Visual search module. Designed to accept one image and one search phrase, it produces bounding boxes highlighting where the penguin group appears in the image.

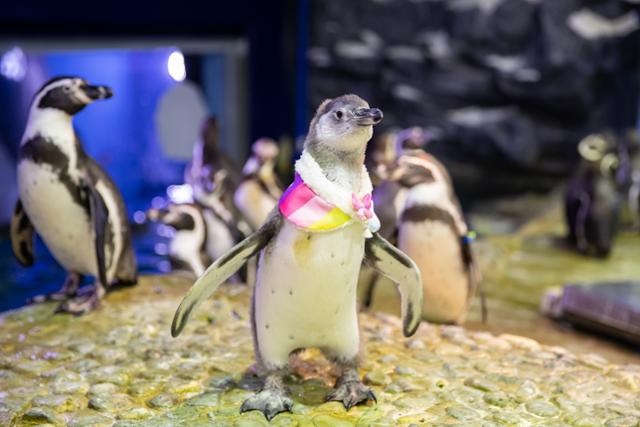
[564,129,640,258]
[147,120,282,278]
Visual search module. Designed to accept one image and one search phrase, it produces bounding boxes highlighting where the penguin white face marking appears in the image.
[310,94,383,153]
[32,77,113,116]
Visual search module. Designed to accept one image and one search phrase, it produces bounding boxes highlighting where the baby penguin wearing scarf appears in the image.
[171,94,423,420]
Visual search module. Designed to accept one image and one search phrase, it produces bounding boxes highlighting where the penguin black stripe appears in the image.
[19,135,90,218]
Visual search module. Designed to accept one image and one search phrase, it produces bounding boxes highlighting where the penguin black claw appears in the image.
[326,380,376,410]
[240,389,294,421]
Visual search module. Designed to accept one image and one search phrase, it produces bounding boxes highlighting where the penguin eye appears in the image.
[63,86,71,92]
[334,110,344,120]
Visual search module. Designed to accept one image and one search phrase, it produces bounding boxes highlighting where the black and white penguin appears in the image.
[11,76,137,313]
[565,134,622,257]
[185,116,240,211]
[171,95,423,420]
[366,128,483,324]
[234,138,283,231]
[147,203,209,277]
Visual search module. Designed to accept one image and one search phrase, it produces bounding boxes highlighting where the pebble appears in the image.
[525,398,560,417]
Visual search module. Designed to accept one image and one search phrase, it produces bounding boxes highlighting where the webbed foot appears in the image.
[29,272,82,304]
[56,283,104,315]
[240,389,293,421]
[326,379,376,410]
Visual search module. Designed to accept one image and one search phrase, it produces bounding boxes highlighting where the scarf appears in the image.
[279,150,380,236]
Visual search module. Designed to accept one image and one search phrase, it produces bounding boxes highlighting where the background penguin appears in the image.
[234,138,283,231]
[366,128,483,324]
[616,129,640,230]
[565,134,622,257]
[185,116,240,213]
[147,203,209,277]
[10,76,137,313]
[171,95,422,421]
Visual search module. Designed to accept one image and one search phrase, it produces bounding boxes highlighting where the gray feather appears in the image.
[10,199,35,267]
[364,232,423,337]
[171,213,281,337]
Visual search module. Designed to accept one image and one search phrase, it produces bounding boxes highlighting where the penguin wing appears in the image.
[364,232,423,337]
[86,157,137,284]
[171,212,281,337]
[82,179,109,287]
[10,199,36,267]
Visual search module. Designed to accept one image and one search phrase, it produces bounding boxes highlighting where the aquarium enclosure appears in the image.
[0,1,639,426]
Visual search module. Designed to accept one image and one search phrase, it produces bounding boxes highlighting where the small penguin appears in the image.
[367,128,483,324]
[234,138,283,231]
[185,116,240,211]
[565,134,622,257]
[147,203,209,276]
[11,77,137,313]
[617,129,640,230]
[171,95,422,420]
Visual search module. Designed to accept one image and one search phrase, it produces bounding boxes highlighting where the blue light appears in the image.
[1,47,27,82]
[167,50,186,82]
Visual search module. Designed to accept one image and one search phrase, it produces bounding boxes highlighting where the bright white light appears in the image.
[167,184,193,204]
[167,50,186,82]
[1,47,27,82]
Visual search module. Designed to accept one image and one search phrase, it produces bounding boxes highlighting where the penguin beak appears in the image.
[354,108,383,126]
[83,85,113,101]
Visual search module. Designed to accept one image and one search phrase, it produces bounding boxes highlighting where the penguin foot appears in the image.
[326,380,377,410]
[240,390,293,421]
[28,272,82,304]
[56,284,104,315]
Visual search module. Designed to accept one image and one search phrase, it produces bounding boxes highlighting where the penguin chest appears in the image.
[17,160,97,275]
[203,210,234,260]
[399,220,469,323]
[169,231,206,276]
[234,180,277,230]
[254,221,364,360]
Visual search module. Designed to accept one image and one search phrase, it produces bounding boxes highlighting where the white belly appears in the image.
[399,221,470,324]
[203,210,235,261]
[234,181,277,230]
[17,161,97,275]
[254,221,365,367]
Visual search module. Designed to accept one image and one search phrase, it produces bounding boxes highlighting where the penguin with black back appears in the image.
[11,77,137,313]
[565,134,622,257]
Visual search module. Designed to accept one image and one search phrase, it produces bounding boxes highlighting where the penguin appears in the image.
[185,116,240,213]
[616,129,640,230]
[171,95,423,420]
[10,76,137,313]
[565,134,622,257]
[234,138,283,231]
[365,128,483,324]
[147,203,209,277]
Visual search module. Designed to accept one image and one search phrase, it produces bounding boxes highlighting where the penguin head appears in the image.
[307,94,383,153]
[34,77,113,115]
[147,204,199,231]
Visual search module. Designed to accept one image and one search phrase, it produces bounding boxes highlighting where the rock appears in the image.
[52,371,90,394]
[89,393,134,412]
[68,412,114,427]
[464,377,499,392]
[147,393,178,408]
[604,416,639,427]
[21,407,62,424]
[525,398,560,417]
[117,407,154,420]
[32,394,80,412]
[483,391,510,407]
[364,370,391,386]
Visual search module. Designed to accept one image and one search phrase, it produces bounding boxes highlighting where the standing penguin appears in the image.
[11,77,137,313]
[171,95,422,420]
[147,203,209,277]
[565,134,622,257]
[234,138,283,231]
[366,128,483,324]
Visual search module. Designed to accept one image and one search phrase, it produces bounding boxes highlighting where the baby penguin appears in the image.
[369,127,483,324]
[171,95,422,420]
[565,134,622,257]
[234,138,283,231]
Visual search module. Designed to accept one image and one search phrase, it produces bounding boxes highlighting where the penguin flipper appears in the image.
[84,182,109,287]
[10,199,35,267]
[171,213,281,337]
[364,232,422,337]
